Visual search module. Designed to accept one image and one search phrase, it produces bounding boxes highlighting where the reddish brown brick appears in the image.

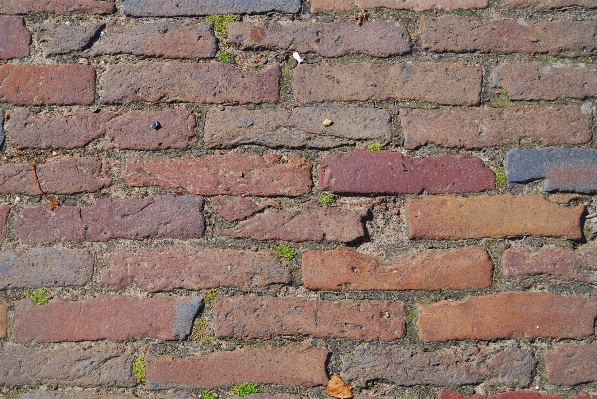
[123,154,312,197]
[22,394,140,399]
[14,205,85,244]
[211,196,264,222]
[0,345,135,387]
[0,157,111,195]
[219,203,368,242]
[311,0,487,11]
[0,204,8,243]
[14,295,202,343]
[545,344,597,385]
[146,347,329,389]
[302,246,493,291]
[293,63,482,105]
[0,17,30,59]
[438,389,597,399]
[422,17,597,56]
[40,24,102,56]
[401,105,593,149]
[228,21,410,57]
[83,195,204,241]
[215,296,405,341]
[407,194,584,240]
[495,62,597,100]
[0,299,6,339]
[503,0,597,9]
[0,65,95,105]
[101,62,280,104]
[319,150,494,194]
[0,0,115,14]
[103,247,292,291]
[417,292,597,341]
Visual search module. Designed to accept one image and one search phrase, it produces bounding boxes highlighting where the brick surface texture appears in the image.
[0,0,115,14]
[438,390,597,399]
[311,0,488,11]
[0,17,30,60]
[0,299,6,339]
[545,344,597,385]
[123,0,302,16]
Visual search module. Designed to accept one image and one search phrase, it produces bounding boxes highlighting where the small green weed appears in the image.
[206,289,218,302]
[132,357,146,384]
[495,169,508,185]
[271,244,296,261]
[219,51,233,64]
[26,288,49,305]
[319,192,335,206]
[233,383,259,397]
[365,143,385,151]
[202,390,218,399]
[207,14,238,36]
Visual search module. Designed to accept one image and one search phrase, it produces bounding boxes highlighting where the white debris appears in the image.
[293,51,303,64]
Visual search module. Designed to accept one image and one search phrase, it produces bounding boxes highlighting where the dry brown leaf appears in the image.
[327,375,353,399]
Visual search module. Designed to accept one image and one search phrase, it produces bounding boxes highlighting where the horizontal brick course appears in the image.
[0,0,115,14]
[438,390,597,399]
[0,17,30,59]
[123,0,302,16]
[311,0,488,11]
[14,205,85,244]
[503,0,597,8]
[545,344,597,385]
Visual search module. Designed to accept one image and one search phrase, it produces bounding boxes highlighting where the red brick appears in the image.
[103,247,292,291]
[20,394,138,399]
[146,347,329,389]
[0,299,6,339]
[14,295,202,343]
[211,196,263,222]
[123,154,312,197]
[228,21,410,57]
[14,205,85,245]
[0,345,134,387]
[83,195,204,241]
[417,291,597,341]
[422,17,597,56]
[319,150,494,194]
[219,203,368,242]
[545,344,597,385]
[302,246,493,291]
[401,105,593,149]
[0,65,95,106]
[0,204,8,243]
[0,157,110,195]
[101,62,280,104]
[215,296,405,341]
[0,17,30,59]
[438,389,597,399]
[503,0,597,8]
[293,63,482,105]
[495,62,597,100]
[0,0,115,14]
[40,24,102,56]
[311,0,487,11]
[407,194,584,240]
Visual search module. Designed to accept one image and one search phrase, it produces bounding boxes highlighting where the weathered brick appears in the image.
[438,389,597,399]
[103,247,291,291]
[14,205,85,244]
[0,299,6,339]
[123,0,301,16]
[123,154,312,196]
[23,394,214,399]
[422,17,597,56]
[302,246,493,291]
[0,157,111,195]
[101,62,280,104]
[503,0,597,9]
[0,0,115,14]
[401,105,593,149]
[507,148,597,193]
[215,296,405,341]
[146,347,329,389]
[211,196,264,222]
[319,150,494,194]
[40,24,102,56]
[293,63,482,105]
[204,106,392,149]
[311,0,487,11]
[407,194,584,240]
[0,17,30,59]
[0,345,135,387]
[0,248,93,289]
[14,295,203,342]
[495,62,597,100]
[0,65,95,106]
[545,344,597,385]
[219,203,368,242]
[417,292,597,341]
[342,343,535,387]
[0,204,8,243]
[228,21,410,57]
[83,195,204,241]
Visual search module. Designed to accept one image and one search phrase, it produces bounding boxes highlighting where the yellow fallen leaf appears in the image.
[327,375,353,399]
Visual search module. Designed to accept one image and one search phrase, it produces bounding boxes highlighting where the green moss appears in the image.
[271,244,297,260]
[202,390,218,399]
[207,14,238,36]
[26,288,49,305]
[219,51,233,64]
[495,169,508,185]
[233,383,260,397]
[365,143,386,151]
[132,357,146,384]
[206,289,218,302]
[319,192,335,206]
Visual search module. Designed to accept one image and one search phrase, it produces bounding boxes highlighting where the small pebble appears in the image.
[151,121,161,130]
[323,119,333,127]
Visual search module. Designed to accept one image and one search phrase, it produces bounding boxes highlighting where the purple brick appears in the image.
[14,205,85,244]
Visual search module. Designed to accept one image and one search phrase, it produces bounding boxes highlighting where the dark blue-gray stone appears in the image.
[123,0,301,16]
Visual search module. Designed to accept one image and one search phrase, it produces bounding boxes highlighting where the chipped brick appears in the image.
[40,24,102,55]
[123,0,302,16]
[211,196,263,222]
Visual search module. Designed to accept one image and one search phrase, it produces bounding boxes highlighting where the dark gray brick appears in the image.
[123,0,301,16]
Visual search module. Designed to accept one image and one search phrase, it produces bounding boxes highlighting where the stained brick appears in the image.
[311,0,488,11]
[101,62,280,104]
[219,203,368,242]
[228,21,410,57]
[0,204,8,243]
[422,17,597,56]
[545,344,597,385]
[24,394,215,399]
[0,248,93,290]
[123,0,302,16]
[204,106,392,149]
[83,195,204,241]
[103,248,292,291]
[401,105,593,149]
[14,205,85,245]
[0,65,95,106]
[406,194,584,240]
[123,154,312,196]
[0,157,111,195]
[215,296,405,341]
[211,196,263,222]
[0,17,30,59]
[495,62,597,100]
[0,345,135,387]
[507,148,597,193]
[503,0,597,8]
[417,292,597,341]
[0,299,6,339]
[0,0,115,14]
[146,347,329,389]
[14,295,203,342]
[302,246,493,291]
[342,343,535,387]
[293,63,482,105]
[319,150,494,194]
[438,389,597,399]
[40,24,102,56]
